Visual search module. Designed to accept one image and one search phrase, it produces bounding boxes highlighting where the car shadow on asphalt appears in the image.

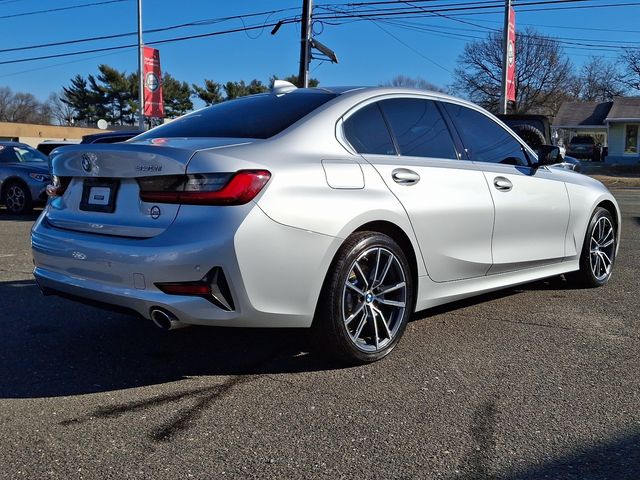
[0,279,347,399]
[0,208,42,222]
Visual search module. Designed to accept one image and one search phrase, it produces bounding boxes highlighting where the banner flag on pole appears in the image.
[143,46,164,118]
[507,7,516,102]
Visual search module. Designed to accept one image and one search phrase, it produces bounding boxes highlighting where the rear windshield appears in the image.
[136,92,337,140]
[571,136,594,144]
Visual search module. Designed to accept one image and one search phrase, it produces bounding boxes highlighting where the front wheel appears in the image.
[568,207,616,287]
[313,232,415,364]
[3,182,32,214]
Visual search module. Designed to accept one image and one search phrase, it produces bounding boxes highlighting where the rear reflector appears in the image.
[155,267,235,311]
[138,170,270,205]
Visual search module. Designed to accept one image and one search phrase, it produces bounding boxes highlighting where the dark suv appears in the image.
[567,136,603,162]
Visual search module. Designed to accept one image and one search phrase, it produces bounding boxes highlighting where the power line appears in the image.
[0,7,299,54]
[0,0,129,20]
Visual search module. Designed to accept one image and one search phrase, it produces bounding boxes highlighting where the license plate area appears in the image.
[80,178,120,213]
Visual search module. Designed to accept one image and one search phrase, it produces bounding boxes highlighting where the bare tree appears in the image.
[622,49,640,92]
[453,27,574,115]
[382,75,446,92]
[0,87,51,124]
[574,57,626,101]
[47,92,76,126]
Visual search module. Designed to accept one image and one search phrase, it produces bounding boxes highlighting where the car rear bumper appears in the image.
[31,204,340,328]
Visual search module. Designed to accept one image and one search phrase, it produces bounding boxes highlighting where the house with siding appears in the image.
[553,97,640,164]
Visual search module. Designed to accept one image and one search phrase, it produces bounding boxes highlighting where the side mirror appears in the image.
[535,145,561,168]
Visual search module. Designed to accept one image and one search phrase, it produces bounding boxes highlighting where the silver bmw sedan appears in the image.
[31,83,621,363]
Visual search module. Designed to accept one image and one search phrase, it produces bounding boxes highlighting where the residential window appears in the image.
[625,125,638,154]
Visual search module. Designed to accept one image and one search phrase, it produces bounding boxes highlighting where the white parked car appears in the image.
[32,84,620,363]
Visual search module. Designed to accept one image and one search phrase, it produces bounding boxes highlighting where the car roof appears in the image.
[0,141,33,148]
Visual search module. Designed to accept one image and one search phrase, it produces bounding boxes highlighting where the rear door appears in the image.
[443,103,570,274]
[344,97,494,282]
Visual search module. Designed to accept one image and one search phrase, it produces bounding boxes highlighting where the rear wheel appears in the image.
[568,207,616,287]
[2,182,32,214]
[313,232,415,364]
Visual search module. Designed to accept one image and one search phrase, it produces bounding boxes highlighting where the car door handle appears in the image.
[493,176,513,192]
[392,168,420,185]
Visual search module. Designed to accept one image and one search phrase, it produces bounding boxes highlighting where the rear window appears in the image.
[571,136,595,145]
[137,92,337,140]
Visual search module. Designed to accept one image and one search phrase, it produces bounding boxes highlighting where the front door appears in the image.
[443,103,570,274]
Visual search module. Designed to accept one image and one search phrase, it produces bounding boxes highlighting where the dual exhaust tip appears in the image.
[149,307,189,331]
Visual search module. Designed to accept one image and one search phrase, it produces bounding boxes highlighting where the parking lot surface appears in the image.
[0,188,638,479]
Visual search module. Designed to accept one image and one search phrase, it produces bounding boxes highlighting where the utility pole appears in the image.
[500,0,511,115]
[298,0,313,88]
[137,0,145,130]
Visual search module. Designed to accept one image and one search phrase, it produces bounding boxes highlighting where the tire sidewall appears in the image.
[324,232,415,364]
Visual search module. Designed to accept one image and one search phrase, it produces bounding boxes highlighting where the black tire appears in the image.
[2,181,32,214]
[511,124,546,151]
[312,231,415,364]
[567,207,616,288]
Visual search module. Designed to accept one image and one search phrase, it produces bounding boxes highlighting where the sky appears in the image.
[0,0,638,107]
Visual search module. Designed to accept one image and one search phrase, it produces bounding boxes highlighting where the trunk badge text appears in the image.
[136,164,163,172]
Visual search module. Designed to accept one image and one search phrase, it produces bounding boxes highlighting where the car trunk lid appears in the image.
[46,138,253,238]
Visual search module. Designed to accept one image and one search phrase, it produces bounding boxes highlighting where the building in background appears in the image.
[553,97,640,164]
[0,122,105,148]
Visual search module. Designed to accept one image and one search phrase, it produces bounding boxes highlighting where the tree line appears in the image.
[1,26,639,126]
[453,27,640,115]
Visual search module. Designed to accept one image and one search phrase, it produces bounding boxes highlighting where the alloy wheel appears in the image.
[589,216,615,282]
[6,185,26,213]
[342,247,407,352]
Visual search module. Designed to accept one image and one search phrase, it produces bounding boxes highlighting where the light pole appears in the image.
[137,0,145,130]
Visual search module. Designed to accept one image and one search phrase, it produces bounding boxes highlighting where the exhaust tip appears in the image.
[149,307,188,331]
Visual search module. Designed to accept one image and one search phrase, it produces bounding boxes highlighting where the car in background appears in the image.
[81,130,143,144]
[496,114,581,172]
[567,135,603,162]
[37,141,78,156]
[32,85,620,364]
[0,142,50,214]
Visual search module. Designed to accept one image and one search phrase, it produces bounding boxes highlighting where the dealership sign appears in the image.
[143,46,164,118]
[507,6,516,102]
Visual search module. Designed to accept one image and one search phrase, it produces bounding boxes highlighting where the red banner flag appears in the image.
[143,46,164,118]
[506,7,516,102]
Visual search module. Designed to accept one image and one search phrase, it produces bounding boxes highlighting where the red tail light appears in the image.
[138,170,271,205]
[46,176,71,198]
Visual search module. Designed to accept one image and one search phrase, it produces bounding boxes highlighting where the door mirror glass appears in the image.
[536,145,561,167]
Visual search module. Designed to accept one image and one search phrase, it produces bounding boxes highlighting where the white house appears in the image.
[553,97,640,164]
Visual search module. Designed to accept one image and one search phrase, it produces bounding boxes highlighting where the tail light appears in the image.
[138,170,270,205]
[46,176,71,198]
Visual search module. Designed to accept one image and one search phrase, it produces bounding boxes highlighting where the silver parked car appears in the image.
[1,142,50,214]
[31,84,621,363]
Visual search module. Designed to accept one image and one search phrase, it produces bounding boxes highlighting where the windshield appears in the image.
[136,91,338,140]
[0,145,48,163]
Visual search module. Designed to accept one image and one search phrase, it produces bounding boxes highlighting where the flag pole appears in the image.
[500,0,511,115]
[137,0,145,130]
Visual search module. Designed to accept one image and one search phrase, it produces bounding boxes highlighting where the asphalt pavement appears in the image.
[0,189,638,479]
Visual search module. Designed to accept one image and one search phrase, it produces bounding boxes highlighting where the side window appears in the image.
[343,103,396,155]
[0,146,19,163]
[445,104,530,166]
[379,98,458,159]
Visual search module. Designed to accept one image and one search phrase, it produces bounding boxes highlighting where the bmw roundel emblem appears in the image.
[150,206,161,220]
[81,153,97,173]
